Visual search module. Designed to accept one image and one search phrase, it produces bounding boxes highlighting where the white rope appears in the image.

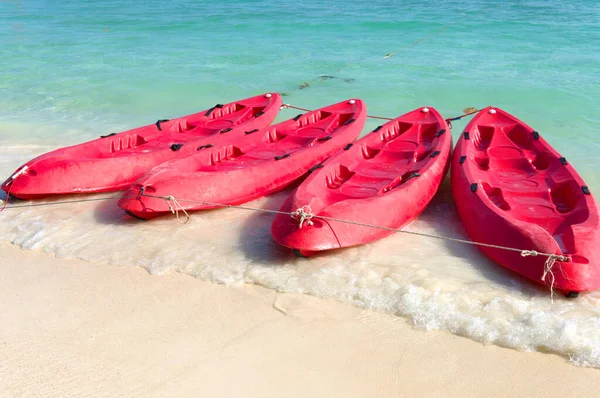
[542,256,557,302]
[280,103,393,120]
[521,251,569,302]
[3,187,571,299]
[291,205,314,228]
[0,195,122,209]
[140,192,570,266]
[165,195,190,224]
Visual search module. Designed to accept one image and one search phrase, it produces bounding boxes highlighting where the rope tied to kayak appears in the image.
[10,189,567,276]
[1,189,571,299]
[291,205,314,228]
[135,187,190,223]
[165,195,190,224]
[291,208,570,263]
[281,103,481,125]
[0,166,29,213]
[0,184,12,212]
[521,251,570,302]
[280,104,393,121]
[445,108,479,129]
[285,205,570,300]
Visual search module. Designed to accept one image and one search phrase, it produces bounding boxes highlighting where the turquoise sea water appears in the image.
[2,0,600,366]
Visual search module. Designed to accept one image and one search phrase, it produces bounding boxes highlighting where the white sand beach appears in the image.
[2,241,599,397]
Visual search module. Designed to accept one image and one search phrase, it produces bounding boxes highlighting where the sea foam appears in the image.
[2,145,600,368]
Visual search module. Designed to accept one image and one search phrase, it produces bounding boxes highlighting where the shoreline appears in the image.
[1,241,599,397]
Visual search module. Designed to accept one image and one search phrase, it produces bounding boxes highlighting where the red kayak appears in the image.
[118,99,367,219]
[271,106,452,256]
[2,93,282,200]
[452,106,600,295]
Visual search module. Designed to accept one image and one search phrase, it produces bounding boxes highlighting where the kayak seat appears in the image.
[414,145,434,162]
[203,104,253,129]
[204,118,236,130]
[361,145,380,160]
[473,125,495,150]
[377,147,414,164]
[326,164,355,190]
[209,145,243,165]
[380,121,412,142]
[173,119,195,133]
[504,124,533,150]
[355,163,403,180]
[531,151,555,170]
[485,144,535,176]
[268,128,288,143]
[482,182,511,211]
[550,180,586,214]
[474,157,490,171]
[209,102,245,119]
[380,170,421,193]
[385,139,418,153]
[417,122,440,146]
[108,134,147,153]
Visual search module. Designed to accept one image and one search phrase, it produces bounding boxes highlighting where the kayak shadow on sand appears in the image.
[93,196,143,225]
[427,179,553,298]
[237,190,297,265]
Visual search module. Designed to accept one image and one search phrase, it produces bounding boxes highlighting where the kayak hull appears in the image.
[451,106,600,293]
[118,99,367,219]
[271,106,452,253]
[2,93,282,199]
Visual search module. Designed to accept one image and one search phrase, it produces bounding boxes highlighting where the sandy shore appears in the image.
[1,241,599,397]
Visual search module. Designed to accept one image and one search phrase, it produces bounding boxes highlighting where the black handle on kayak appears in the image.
[308,163,324,173]
[156,119,170,131]
[403,172,421,183]
[205,104,223,117]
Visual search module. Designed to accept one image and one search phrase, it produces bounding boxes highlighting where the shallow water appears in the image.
[2,0,600,367]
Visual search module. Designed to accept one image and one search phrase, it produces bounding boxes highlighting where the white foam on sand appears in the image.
[2,145,600,369]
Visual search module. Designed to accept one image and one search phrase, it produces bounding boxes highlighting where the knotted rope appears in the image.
[1,184,573,299]
[290,206,571,299]
[165,195,190,224]
[291,205,314,228]
[445,108,479,129]
[521,251,569,302]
